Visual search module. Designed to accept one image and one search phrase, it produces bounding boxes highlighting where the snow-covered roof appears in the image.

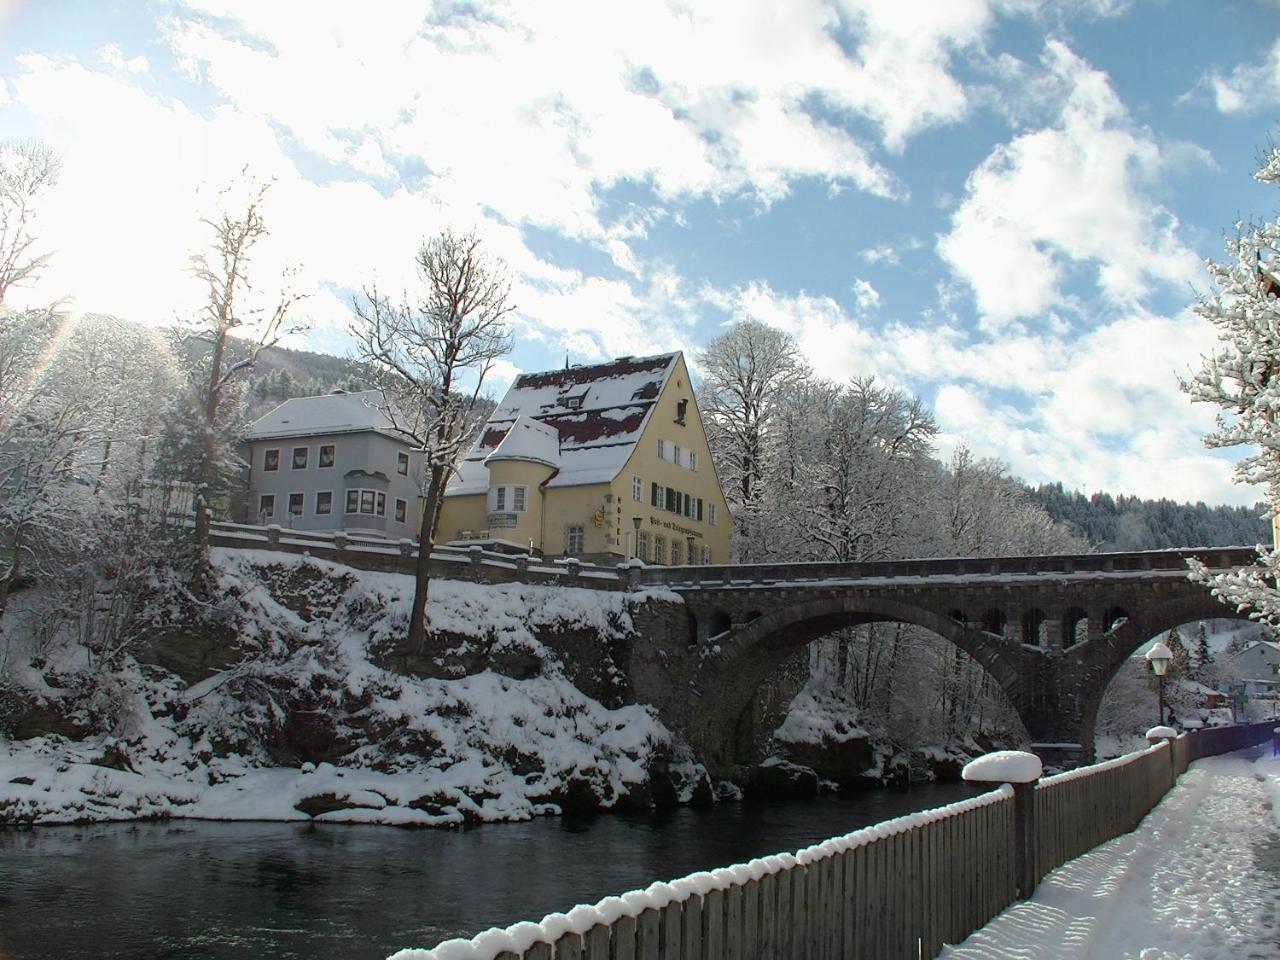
[447,353,679,495]
[243,390,413,443]
[484,416,561,469]
[1232,640,1280,659]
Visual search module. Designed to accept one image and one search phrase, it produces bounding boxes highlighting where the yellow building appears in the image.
[438,352,731,565]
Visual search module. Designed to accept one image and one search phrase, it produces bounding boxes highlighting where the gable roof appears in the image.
[447,352,680,496]
[243,390,413,443]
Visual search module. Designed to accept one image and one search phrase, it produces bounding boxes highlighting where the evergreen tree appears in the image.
[1195,621,1213,673]
[1166,627,1190,679]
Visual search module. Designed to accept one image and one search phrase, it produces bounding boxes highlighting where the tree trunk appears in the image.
[407,461,447,653]
[0,533,17,620]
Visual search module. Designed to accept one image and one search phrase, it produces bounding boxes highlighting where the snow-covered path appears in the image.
[942,748,1280,960]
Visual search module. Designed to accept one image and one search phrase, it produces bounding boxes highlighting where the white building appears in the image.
[240,390,423,537]
[1228,639,1280,681]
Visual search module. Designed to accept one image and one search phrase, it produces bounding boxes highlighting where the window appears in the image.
[637,532,650,563]
[346,488,386,516]
[494,486,507,511]
[670,540,682,566]
[673,444,683,467]
[709,503,718,526]
[683,493,692,518]
[292,446,308,470]
[676,398,688,425]
[397,451,409,476]
[263,448,280,472]
[632,476,643,503]
[258,494,275,520]
[288,492,305,516]
[566,525,585,556]
[316,491,333,516]
[702,545,712,564]
[653,537,666,564]
[512,486,527,512]
[318,444,335,468]
[651,482,660,507]
[657,438,666,461]
[664,487,676,512]
[395,498,407,523]
[689,452,697,472]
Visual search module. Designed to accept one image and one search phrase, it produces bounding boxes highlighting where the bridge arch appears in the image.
[1069,594,1257,759]
[690,594,1028,772]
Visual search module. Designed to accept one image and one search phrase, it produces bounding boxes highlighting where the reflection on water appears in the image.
[0,782,981,960]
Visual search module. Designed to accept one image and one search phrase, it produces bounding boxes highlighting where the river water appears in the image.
[0,782,979,960]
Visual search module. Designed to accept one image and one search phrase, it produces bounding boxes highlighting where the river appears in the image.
[0,781,980,960]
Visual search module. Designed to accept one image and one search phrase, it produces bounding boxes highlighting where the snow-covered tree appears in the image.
[696,319,809,561]
[0,139,59,304]
[1194,621,1214,673]
[1183,141,1280,621]
[350,229,514,655]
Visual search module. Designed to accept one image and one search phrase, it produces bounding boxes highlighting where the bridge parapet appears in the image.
[638,546,1261,589]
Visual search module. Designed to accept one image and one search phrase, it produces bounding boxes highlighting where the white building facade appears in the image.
[241,390,423,537]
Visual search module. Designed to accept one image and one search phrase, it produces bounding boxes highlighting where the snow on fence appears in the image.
[390,721,1276,960]
[206,521,633,590]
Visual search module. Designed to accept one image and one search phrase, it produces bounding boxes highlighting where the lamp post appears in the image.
[1145,640,1172,726]
[632,516,643,561]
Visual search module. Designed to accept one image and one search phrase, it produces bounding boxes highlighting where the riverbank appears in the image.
[1,549,696,826]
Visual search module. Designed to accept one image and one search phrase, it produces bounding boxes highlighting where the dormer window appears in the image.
[560,391,586,410]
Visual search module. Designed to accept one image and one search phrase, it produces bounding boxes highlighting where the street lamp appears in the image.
[1145,640,1172,726]
[632,516,643,561]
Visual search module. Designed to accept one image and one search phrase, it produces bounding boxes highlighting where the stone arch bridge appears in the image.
[627,547,1258,771]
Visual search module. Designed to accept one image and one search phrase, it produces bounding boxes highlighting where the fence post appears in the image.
[962,750,1043,900]
[1145,725,1178,791]
[266,523,281,546]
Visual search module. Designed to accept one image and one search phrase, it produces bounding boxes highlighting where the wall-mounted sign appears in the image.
[649,516,702,539]
[487,512,518,529]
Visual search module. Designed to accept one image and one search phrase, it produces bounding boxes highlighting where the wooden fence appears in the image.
[392,721,1276,960]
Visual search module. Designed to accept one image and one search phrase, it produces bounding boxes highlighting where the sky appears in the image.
[1,1,1279,507]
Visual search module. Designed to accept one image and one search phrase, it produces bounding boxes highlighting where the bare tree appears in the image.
[351,229,514,654]
[184,176,305,576]
[0,140,60,305]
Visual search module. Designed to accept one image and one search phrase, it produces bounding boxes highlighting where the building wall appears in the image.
[245,431,422,537]
[1232,643,1280,680]
[611,355,732,565]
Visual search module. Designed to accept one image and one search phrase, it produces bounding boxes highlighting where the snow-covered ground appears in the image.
[942,746,1280,960]
[0,549,699,826]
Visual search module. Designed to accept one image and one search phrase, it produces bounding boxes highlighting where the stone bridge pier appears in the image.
[627,547,1255,777]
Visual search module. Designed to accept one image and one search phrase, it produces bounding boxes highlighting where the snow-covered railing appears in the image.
[207,521,629,590]
[388,721,1276,960]
[637,545,1260,589]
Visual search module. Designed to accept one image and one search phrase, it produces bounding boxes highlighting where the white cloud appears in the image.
[1200,38,1280,113]
[97,43,149,75]
[938,41,1204,328]
[852,277,881,311]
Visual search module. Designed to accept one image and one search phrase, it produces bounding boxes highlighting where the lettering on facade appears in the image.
[648,516,702,539]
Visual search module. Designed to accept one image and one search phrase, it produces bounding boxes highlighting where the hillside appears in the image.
[1026,483,1269,551]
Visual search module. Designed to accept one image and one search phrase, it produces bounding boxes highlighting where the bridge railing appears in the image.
[633,545,1260,587]
[390,721,1275,960]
